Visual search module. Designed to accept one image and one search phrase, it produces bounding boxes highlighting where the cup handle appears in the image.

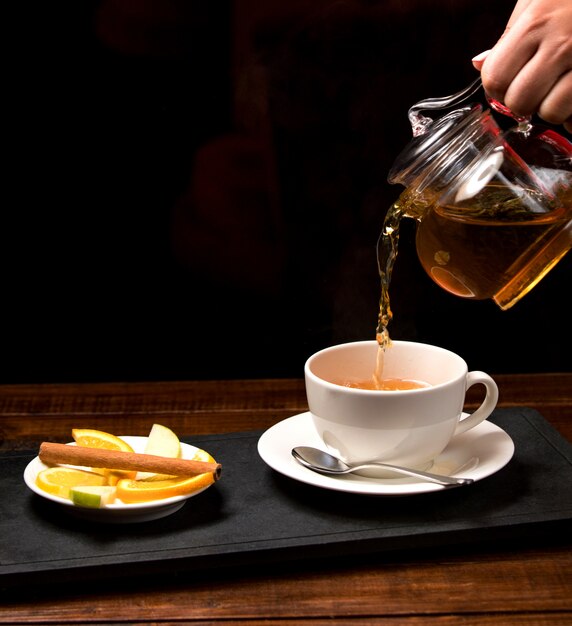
[454,371,499,436]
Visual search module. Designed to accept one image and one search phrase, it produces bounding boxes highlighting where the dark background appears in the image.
[3,0,570,383]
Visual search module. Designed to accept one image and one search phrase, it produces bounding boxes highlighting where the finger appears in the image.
[504,0,535,27]
[502,37,572,118]
[478,0,542,102]
[479,0,534,76]
[480,33,536,103]
[537,70,572,126]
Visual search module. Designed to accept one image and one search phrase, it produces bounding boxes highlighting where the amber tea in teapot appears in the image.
[376,78,571,354]
[414,181,570,303]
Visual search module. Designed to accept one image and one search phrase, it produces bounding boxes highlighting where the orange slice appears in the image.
[71,428,137,480]
[115,448,217,503]
[71,428,134,452]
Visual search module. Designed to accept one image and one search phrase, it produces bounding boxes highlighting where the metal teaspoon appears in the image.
[291,446,474,487]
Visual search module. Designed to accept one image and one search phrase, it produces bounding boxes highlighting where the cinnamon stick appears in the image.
[39,442,222,481]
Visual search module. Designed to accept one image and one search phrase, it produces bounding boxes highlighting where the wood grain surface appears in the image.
[1,373,571,624]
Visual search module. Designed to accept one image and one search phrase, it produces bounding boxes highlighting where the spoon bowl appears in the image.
[291,446,474,487]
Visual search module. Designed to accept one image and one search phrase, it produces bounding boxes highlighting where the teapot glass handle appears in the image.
[408,77,483,137]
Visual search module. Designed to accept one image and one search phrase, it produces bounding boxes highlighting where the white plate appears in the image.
[24,436,215,523]
[257,412,515,496]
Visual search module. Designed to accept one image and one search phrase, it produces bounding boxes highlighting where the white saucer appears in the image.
[24,437,215,523]
[257,412,515,496]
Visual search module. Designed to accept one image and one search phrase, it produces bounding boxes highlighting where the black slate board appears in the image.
[1,407,571,590]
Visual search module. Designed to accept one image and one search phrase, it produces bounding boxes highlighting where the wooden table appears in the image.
[1,373,571,625]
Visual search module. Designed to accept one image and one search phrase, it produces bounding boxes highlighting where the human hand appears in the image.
[472,0,572,134]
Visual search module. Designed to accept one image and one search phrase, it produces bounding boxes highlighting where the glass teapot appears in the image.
[387,78,572,310]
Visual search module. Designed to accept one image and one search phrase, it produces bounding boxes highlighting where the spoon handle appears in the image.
[353,462,474,486]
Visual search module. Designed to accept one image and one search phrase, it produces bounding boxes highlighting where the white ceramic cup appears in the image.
[304,340,498,474]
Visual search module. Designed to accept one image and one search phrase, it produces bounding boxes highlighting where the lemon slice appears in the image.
[36,467,108,499]
[116,448,217,503]
[72,428,134,452]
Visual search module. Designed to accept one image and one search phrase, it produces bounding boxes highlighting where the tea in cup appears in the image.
[304,340,498,475]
